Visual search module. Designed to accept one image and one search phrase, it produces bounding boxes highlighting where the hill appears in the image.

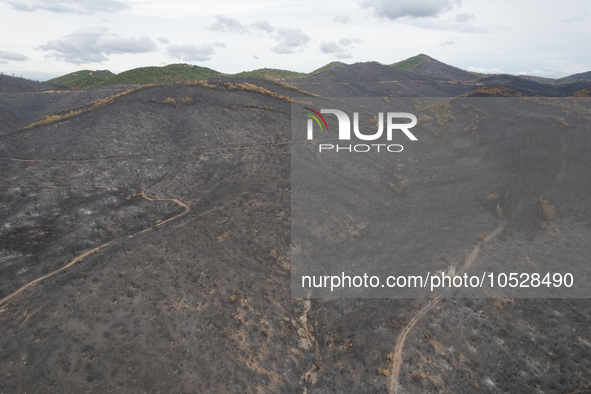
[565,70,591,81]
[391,54,479,81]
[1,80,590,393]
[47,61,351,90]
[48,70,115,89]
[291,61,475,97]
[309,61,347,75]
[91,64,222,86]
[2,61,591,394]
[390,53,431,70]
[228,68,306,80]
[0,74,59,93]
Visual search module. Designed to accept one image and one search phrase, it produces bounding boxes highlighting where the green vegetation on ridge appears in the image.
[49,70,115,89]
[310,61,347,75]
[89,64,221,86]
[48,61,349,89]
[229,68,306,80]
[390,54,431,70]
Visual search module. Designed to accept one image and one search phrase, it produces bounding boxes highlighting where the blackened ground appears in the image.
[0,78,590,394]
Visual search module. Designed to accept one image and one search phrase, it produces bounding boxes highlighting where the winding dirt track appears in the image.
[388,223,506,394]
[0,188,190,307]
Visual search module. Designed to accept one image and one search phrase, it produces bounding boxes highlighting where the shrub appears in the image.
[539,197,556,220]
[377,367,390,376]
[486,193,499,203]
[496,204,503,219]
[161,97,177,106]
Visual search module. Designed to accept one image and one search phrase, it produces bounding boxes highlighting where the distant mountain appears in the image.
[290,61,474,97]
[301,61,440,83]
[565,70,591,81]
[0,74,59,93]
[391,54,479,82]
[517,71,591,86]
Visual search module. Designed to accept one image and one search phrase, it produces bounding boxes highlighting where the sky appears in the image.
[0,0,590,81]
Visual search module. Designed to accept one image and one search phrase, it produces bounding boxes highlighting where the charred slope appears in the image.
[0,86,134,134]
[477,74,591,96]
[408,55,479,82]
[563,70,591,82]
[0,81,591,393]
[0,74,61,94]
[290,61,475,97]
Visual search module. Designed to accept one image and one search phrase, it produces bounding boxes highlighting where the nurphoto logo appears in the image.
[303,107,418,153]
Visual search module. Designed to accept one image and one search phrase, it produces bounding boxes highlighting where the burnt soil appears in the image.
[1,73,591,393]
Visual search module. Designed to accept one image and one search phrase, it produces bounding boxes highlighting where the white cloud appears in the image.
[8,0,128,14]
[252,20,275,33]
[270,27,310,54]
[440,40,455,46]
[212,42,226,48]
[208,15,248,34]
[455,12,474,23]
[0,50,29,61]
[319,41,352,59]
[361,0,462,20]
[166,44,215,61]
[339,38,362,47]
[157,37,170,44]
[333,14,350,24]
[7,2,36,12]
[38,27,157,64]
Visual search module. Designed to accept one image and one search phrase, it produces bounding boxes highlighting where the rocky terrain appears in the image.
[1,58,591,393]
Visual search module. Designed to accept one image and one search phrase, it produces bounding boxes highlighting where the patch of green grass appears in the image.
[390,54,431,70]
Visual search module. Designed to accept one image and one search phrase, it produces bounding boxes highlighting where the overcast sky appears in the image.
[1,0,590,81]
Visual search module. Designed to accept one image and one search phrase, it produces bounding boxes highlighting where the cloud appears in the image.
[157,37,170,44]
[252,54,260,59]
[455,12,474,23]
[339,38,362,47]
[212,42,226,48]
[361,0,461,20]
[319,41,352,59]
[7,2,36,12]
[333,14,350,24]
[270,27,310,54]
[408,17,490,33]
[8,0,128,14]
[562,15,587,23]
[166,44,215,61]
[440,40,455,46]
[0,50,30,61]
[208,15,248,34]
[467,67,502,74]
[252,20,275,33]
[37,27,157,64]
[0,60,8,64]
